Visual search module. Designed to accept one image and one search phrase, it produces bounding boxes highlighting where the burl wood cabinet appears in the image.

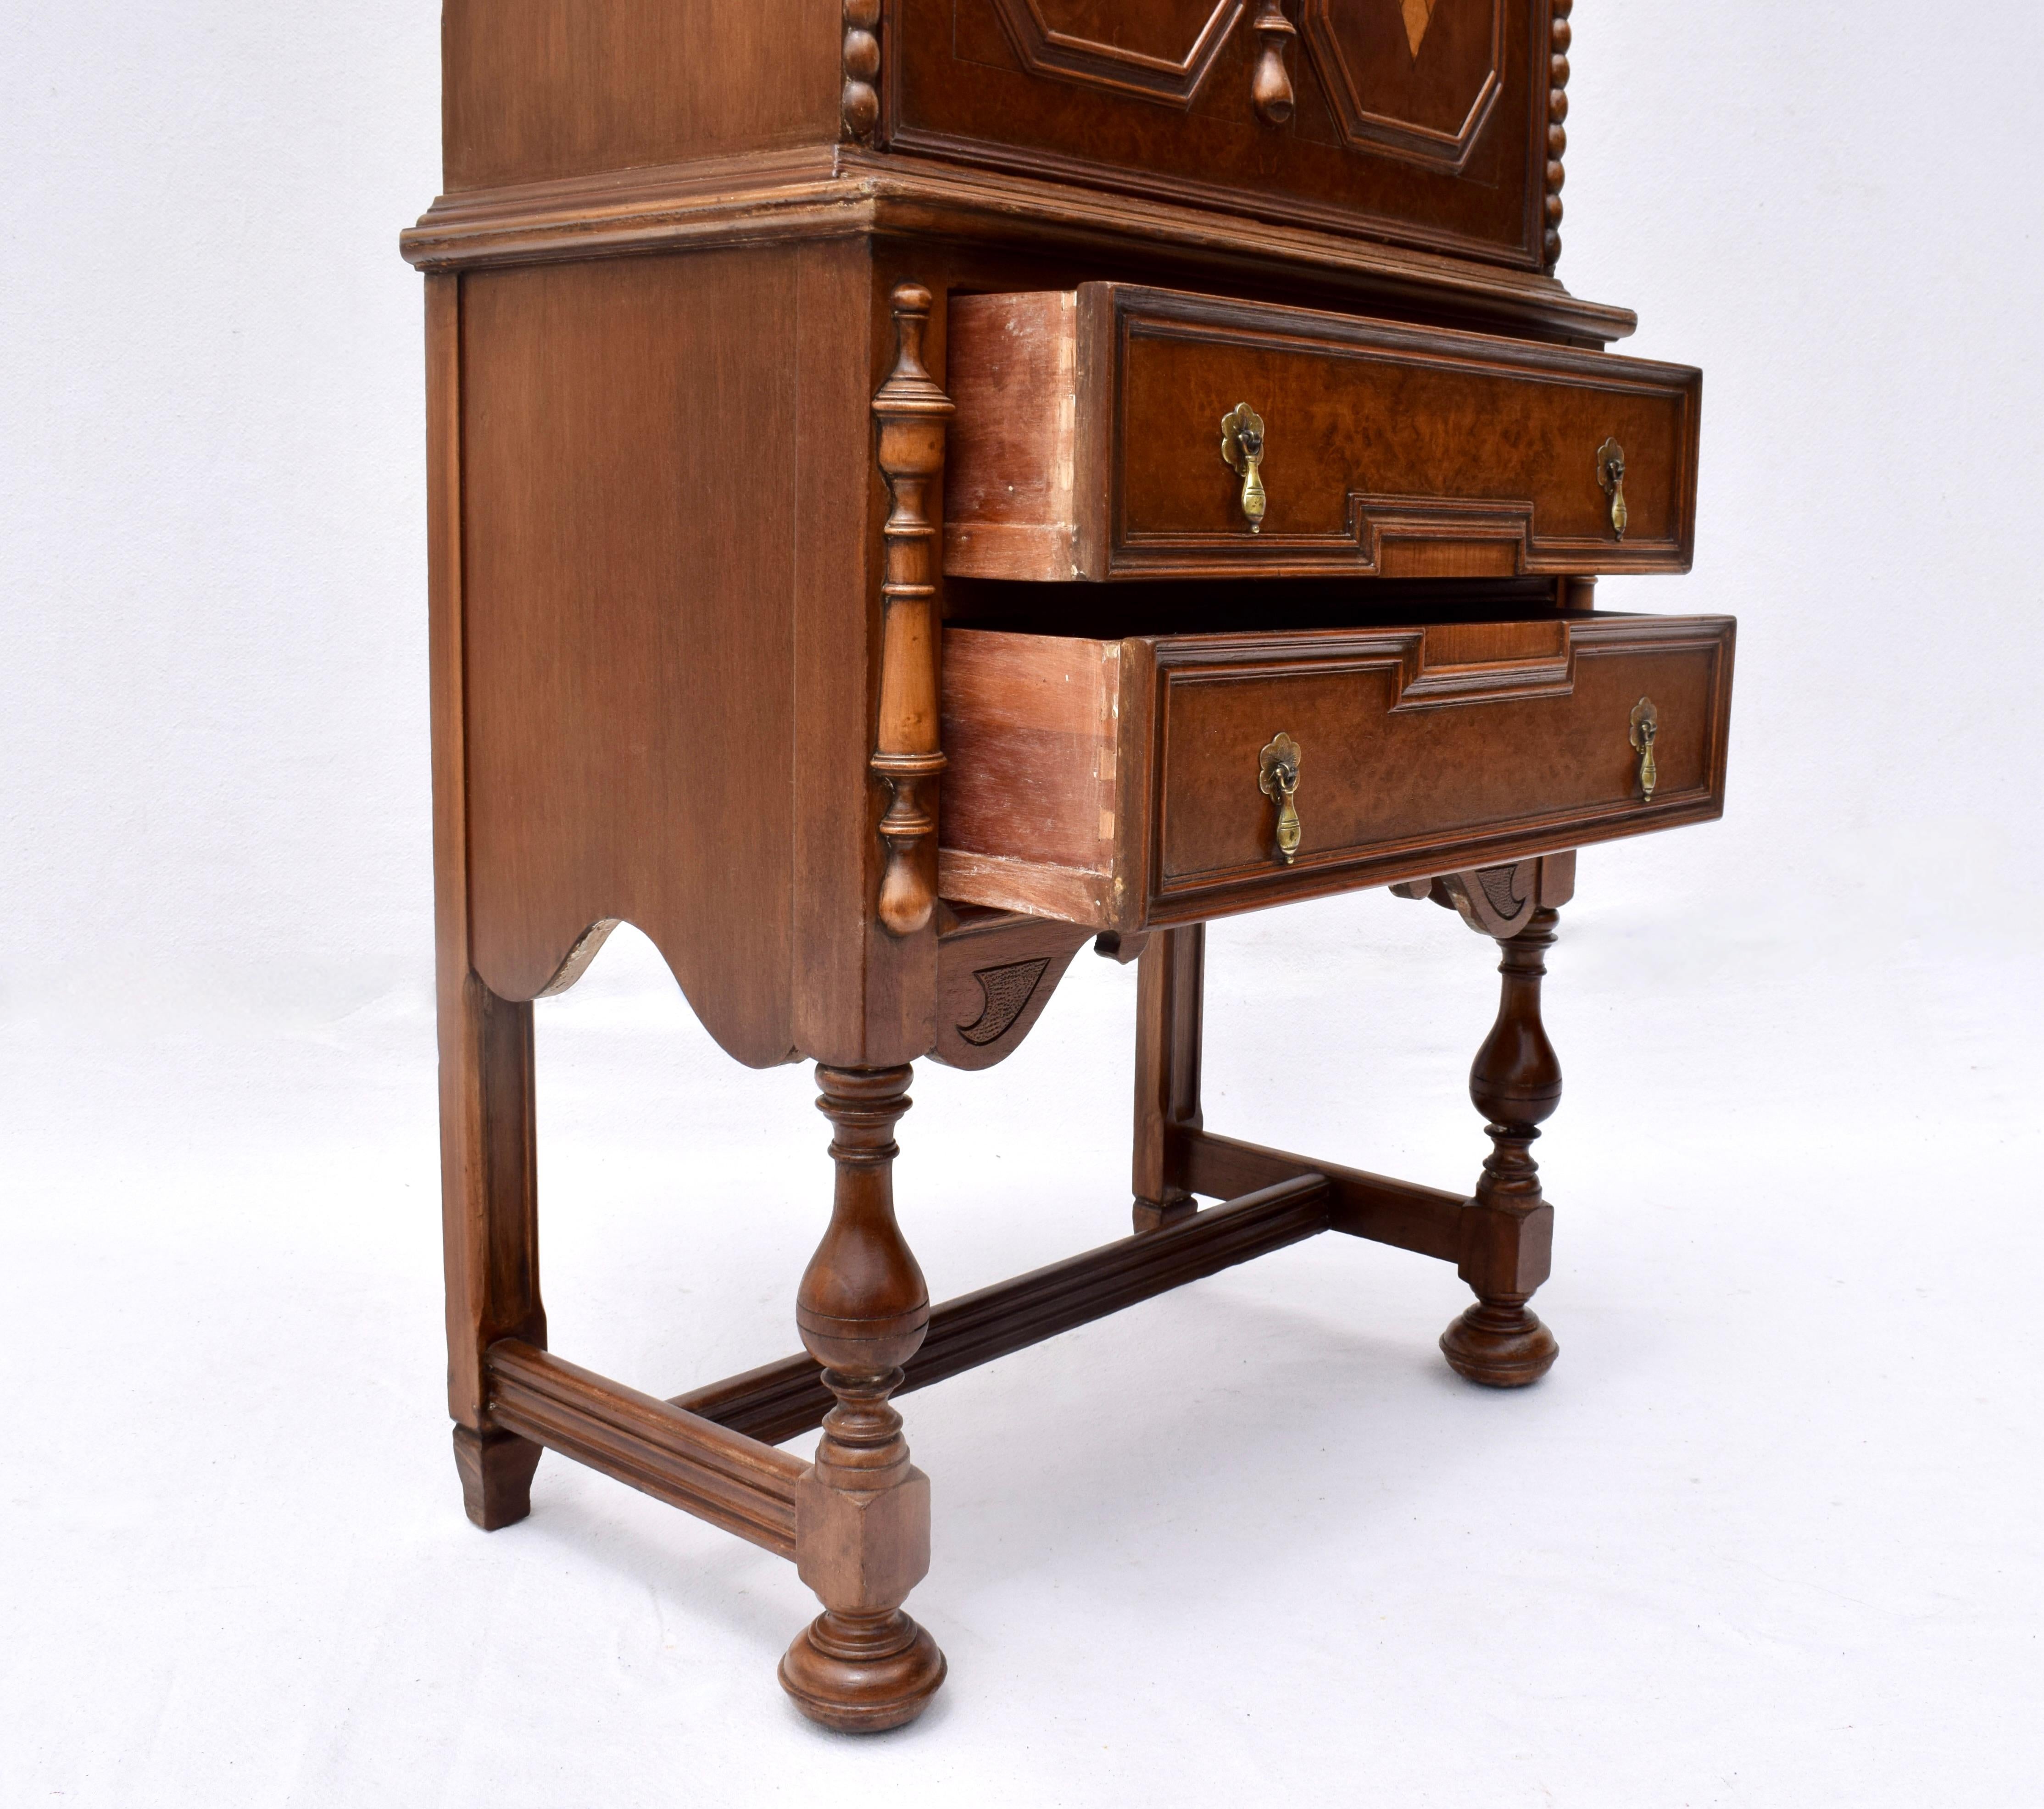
[403,0,1727,1731]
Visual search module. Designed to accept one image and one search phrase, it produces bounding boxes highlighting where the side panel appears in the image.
[442,0,841,192]
[457,250,809,1066]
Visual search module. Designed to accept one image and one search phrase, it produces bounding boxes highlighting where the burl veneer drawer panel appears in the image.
[939,614,1734,931]
[945,285,1700,582]
[890,0,1553,268]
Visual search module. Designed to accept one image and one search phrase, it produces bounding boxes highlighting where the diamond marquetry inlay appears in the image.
[1401,0,1438,57]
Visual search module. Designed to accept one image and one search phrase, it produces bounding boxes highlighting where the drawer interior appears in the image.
[942,573,1577,638]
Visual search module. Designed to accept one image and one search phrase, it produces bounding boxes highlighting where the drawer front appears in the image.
[945,285,1700,582]
[939,615,1733,931]
[887,0,1554,268]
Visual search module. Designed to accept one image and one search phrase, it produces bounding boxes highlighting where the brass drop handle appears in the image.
[1629,696,1659,802]
[1221,403,1269,534]
[1259,732,1303,865]
[1596,437,1629,540]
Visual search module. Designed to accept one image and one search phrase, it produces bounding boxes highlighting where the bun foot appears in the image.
[779,1609,947,1733]
[1440,1301,1559,1388]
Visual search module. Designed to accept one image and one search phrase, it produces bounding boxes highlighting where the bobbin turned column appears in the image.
[1441,900,1565,1387]
[780,1064,947,1732]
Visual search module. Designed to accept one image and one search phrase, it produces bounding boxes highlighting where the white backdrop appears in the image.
[4,5,2039,1805]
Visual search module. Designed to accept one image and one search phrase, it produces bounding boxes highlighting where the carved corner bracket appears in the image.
[872,283,954,938]
[1391,851,1576,940]
[930,910,1092,1071]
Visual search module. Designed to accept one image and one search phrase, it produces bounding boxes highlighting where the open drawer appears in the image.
[943,284,1701,582]
[938,613,1734,931]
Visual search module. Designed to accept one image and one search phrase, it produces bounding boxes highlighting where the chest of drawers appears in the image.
[405,0,1727,1731]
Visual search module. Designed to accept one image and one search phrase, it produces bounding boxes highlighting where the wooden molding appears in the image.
[1390,616,1576,708]
[1298,0,1504,171]
[486,1341,803,1556]
[988,0,1245,107]
[397,146,1637,348]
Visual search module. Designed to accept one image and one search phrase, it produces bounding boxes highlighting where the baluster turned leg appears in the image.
[1131,924,1206,1232]
[1441,902,1565,1387]
[780,1064,947,1731]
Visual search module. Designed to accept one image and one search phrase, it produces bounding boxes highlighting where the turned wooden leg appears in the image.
[1441,900,1564,1387]
[439,970,548,1526]
[780,1064,947,1733]
[1132,924,1205,1232]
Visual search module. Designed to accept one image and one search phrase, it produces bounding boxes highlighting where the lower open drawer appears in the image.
[937,612,1735,932]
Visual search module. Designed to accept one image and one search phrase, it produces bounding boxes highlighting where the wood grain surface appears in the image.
[945,284,1700,579]
[940,613,1734,930]
[890,0,1551,267]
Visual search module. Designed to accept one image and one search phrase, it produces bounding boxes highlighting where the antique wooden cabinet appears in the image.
[403,0,1726,1731]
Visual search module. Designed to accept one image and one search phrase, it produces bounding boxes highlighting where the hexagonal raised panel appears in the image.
[990,0,1247,107]
[1300,0,1504,169]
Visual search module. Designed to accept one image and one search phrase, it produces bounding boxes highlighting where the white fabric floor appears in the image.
[5,882,2035,1808]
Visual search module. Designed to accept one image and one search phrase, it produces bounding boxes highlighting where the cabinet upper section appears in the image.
[889,0,1564,269]
[440,0,1574,273]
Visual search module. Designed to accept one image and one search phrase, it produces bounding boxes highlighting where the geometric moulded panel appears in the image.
[1300,0,1504,168]
[989,0,1247,106]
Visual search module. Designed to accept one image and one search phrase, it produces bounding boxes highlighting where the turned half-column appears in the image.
[780,1064,947,1731]
[871,283,952,940]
